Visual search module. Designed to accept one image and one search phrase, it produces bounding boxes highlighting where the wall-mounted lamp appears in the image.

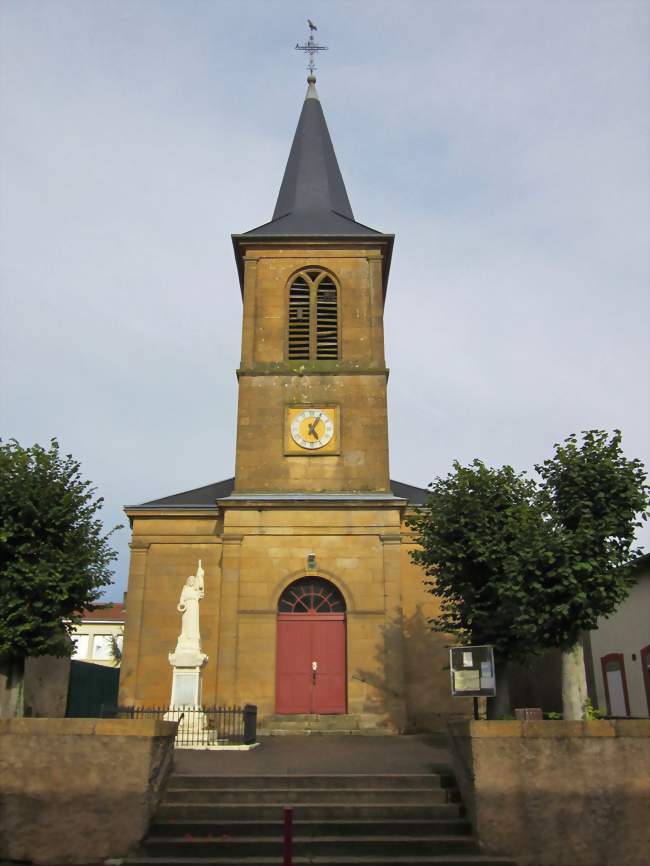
[307,552,317,570]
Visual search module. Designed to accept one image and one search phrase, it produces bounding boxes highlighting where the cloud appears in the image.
[1,0,648,598]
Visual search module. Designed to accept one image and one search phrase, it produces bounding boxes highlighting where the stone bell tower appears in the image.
[231,76,395,495]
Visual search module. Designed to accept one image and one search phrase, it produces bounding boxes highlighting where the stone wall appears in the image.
[447,719,650,866]
[0,717,177,865]
[119,514,223,707]
[24,655,71,717]
[400,527,474,730]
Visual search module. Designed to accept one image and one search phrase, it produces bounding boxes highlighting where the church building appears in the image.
[119,72,466,732]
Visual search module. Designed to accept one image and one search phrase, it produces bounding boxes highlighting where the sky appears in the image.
[1,0,648,601]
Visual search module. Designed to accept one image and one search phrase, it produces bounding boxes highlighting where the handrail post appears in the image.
[283,806,293,866]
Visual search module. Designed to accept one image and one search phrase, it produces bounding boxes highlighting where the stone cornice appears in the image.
[235,359,389,380]
[125,507,219,517]
[218,495,407,511]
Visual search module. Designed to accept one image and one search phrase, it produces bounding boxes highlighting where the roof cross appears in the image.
[295,20,328,79]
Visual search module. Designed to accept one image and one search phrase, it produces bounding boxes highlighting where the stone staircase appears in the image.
[126,771,516,865]
[258,713,394,735]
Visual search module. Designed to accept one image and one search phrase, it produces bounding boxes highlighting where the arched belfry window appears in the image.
[287,269,339,361]
[278,577,346,613]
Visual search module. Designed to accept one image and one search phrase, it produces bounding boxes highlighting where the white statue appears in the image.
[177,560,205,647]
[169,560,208,671]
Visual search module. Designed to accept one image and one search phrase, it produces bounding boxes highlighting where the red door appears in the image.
[276,613,346,714]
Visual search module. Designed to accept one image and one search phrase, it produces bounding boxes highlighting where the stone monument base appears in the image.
[162,706,260,750]
[163,705,211,747]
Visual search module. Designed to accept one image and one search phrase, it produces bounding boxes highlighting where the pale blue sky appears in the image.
[1,1,648,600]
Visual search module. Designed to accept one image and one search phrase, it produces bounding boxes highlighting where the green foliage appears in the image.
[409,430,649,662]
[108,629,124,666]
[582,698,606,720]
[547,707,609,720]
[0,438,122,660]
[534,430,648,648]
[408,460,557,662]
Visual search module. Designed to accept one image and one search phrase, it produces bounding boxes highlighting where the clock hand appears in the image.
[308,415,322,440]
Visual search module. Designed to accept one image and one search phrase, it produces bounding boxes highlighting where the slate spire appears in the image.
[243,77,380,236]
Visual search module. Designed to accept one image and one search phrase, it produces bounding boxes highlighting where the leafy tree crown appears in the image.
[534,429,649,646]
[409,430,648,659]
[0,438,122,659]
[408,460,555,661]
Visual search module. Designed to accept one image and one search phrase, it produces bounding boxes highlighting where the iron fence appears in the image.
[101,704,257,747]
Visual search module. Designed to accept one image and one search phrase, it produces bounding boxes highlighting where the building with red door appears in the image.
[118,73,467,732]
[586,553,650,718]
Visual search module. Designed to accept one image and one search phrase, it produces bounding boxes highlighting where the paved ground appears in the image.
[173,734,450,776]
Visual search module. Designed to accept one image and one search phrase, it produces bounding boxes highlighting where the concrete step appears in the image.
[156,802,464,821]
[260,714,361,727]
[128,858,516,865]
[258,714,394,735]
[126,766,515,866]
[260,728,395,736]
[163,787,449,805]
[149,818,472,837]
[167,773,447,790]
[141,835,479,857]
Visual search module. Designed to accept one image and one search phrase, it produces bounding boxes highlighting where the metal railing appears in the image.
[101,704,257,747]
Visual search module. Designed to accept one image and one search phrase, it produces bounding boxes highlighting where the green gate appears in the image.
[65,660,120,717]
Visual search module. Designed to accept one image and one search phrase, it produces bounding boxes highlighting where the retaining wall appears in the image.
[447,719,650,866]
[0,717,177,864]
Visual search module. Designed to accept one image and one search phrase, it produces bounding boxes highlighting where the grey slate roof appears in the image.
[130,477,429,509]
[131,478,236,508]
[241,81,383,238]
[389,480,431,505]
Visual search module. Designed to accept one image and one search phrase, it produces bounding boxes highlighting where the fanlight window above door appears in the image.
[278,577,346,613]
[288,269,339,361]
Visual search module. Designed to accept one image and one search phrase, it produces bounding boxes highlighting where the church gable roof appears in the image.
[128,477,429,509]
[389,479,430,505]
[131,478,235,508]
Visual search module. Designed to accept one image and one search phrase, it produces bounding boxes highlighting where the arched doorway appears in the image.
[275,577,347,714]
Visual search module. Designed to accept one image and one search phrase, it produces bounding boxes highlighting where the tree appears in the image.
[0,438,121,716]
[408,460,556,717]
[409,430,649,721]
[108,628,124,667]
[535,430,648,719]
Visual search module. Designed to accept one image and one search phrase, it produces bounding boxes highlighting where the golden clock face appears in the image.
[286,407,338,454]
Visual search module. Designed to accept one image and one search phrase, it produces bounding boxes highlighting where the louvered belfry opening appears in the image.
[288,275,311,360]
[287,269,339,361]
[316,274,338,359]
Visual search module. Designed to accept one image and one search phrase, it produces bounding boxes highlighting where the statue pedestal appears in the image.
[168,649,208,708]
[166,650,210,747]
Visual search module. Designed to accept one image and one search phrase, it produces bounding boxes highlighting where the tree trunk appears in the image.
[561,641,588,720]
[486,658,511,719]
[0,656,25,718]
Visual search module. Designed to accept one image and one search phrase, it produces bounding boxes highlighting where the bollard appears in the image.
[243,703,257,744]
[283,806,293,866]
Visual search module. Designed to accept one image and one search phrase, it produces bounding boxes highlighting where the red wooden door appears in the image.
[311,615,346,713]
[275,617,313,713]
[276,613,346,714]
